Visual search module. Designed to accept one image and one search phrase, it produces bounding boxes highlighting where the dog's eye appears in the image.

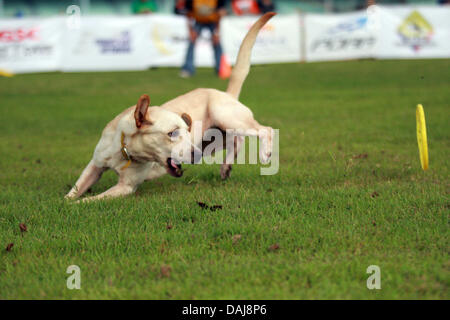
[168,129,179,138]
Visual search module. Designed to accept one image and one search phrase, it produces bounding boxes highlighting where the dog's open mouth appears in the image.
[166,158,183,177]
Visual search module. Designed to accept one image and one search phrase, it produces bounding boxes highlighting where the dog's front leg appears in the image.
[79,163,166,202]
[65,160,106,199]
[79,182,136,202]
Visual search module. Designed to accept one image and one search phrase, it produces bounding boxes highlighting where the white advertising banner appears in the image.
[0,17,65,73]
[305,11,377,62]
[62,16,150,72]
[0,7,448,74]
[146,14,214,67]
[375,5,450,59]
[221,14,301,64]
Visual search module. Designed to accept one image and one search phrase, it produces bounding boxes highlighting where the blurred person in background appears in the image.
[180,0,227,78]
[131,0,158,14]
[14,10,25,18]
[357,0,377,10]
[174,0,189,15]
[231,0,260,15]
[257,0,275,13]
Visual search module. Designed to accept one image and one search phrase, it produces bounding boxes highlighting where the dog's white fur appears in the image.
[66,12,276,201]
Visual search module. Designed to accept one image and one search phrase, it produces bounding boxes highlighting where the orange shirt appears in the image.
[191,0,221,23]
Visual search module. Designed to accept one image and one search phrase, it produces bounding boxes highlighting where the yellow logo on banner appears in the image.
[397,11,433,51]
[151,26,172,55]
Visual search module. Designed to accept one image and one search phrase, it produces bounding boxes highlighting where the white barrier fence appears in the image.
[0,5,448,74]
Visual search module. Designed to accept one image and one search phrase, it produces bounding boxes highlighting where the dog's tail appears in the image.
[226,12,276,100]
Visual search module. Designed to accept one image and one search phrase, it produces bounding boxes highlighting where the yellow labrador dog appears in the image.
[66,12,275,201]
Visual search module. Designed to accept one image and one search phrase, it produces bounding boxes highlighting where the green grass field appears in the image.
[0,60,448,299]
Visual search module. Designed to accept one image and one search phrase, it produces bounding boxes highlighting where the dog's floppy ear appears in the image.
[135,94,151,128]
[181,113,192,131]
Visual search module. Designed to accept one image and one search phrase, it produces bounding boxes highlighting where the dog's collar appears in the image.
[120,132,132,170]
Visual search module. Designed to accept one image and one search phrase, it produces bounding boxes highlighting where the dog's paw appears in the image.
[64,193,76,200]
[260,152,272,164]
[220,164,232,180]
[65,185,79,200]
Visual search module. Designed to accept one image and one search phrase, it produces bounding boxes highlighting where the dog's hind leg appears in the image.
[211,102,273,165]
[220,135,244,180]
[65,160,106,199]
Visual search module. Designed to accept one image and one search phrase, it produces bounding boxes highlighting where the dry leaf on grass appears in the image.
[19,223,27,232]
[210,205,223,211]
[160,265,171,278]
[197,202,223,211]
[197,202,208,209]
[352,153,368,159]
[268,243,280,252]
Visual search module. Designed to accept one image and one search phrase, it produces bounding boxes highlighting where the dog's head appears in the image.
[128,94,196,177]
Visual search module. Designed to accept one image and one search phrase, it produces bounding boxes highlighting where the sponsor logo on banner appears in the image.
[0,26,54,61]
[151,24,185,56]
[311,16,376,52]
[146,16,216,67]
[96,31,131,54]
[63,19,151,71]
[328,17,367,34]
[0,28,39,42]
[397,10,433,52]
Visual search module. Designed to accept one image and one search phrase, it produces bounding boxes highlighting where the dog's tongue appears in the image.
[170,159,178,169]
[167,158,182,177]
